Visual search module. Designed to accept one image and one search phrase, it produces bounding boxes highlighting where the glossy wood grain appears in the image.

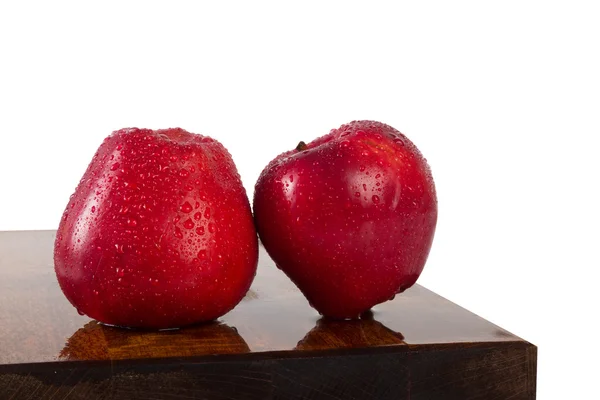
[0,230,536,399]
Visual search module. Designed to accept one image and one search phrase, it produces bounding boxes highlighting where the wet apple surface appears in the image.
[54,128,258,329]
[254,121,438,318]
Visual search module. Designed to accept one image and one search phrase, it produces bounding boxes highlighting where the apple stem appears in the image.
[296,141,308,151]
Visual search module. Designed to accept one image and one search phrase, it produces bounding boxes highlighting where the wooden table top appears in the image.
[0,230,520,366]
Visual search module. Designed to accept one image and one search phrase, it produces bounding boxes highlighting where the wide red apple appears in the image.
[55,128,258,329]
[254,120,437,319]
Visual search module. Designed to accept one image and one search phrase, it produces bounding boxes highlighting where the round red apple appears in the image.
[253,120,437,319]
[54,128,258,329]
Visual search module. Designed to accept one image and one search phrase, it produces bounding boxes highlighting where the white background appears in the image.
[1,1,599,398]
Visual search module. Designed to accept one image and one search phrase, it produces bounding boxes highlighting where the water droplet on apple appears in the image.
[91,206,96,213]
[77,309,85,316]
[289,175,294,182]
[354,192,361,197]
[363,184,367,191]
[179,168,190,178]
[204,208,211,219]
[198,250,207,259]
[359,165,366,172]
[180,201,193,213]
[394,138,404,146]
[174,227,183,239]
[183,218,195,229]
[127,218,137,227]
[208,223,215,233]
[194,212,201,220]
[110,162,120,171]
[372,195,380,204]
[196,226,205,235]
[340,140,350,148]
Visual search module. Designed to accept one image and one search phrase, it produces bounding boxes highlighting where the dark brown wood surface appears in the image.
[0,230,536,399]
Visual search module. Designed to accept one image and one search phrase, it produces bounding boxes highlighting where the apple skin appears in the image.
[54,128,258,329]
[253,120,437,319]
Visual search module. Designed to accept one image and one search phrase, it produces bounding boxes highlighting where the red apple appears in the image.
[253,120,437,319]
[54,128,258,329]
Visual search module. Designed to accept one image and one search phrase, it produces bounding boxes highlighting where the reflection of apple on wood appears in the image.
[254,121,437,319]
[296,311,405,351]
[60,320,250,361]
[54,128,258,329]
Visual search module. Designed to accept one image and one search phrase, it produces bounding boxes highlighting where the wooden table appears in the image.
[0,230,536,399]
